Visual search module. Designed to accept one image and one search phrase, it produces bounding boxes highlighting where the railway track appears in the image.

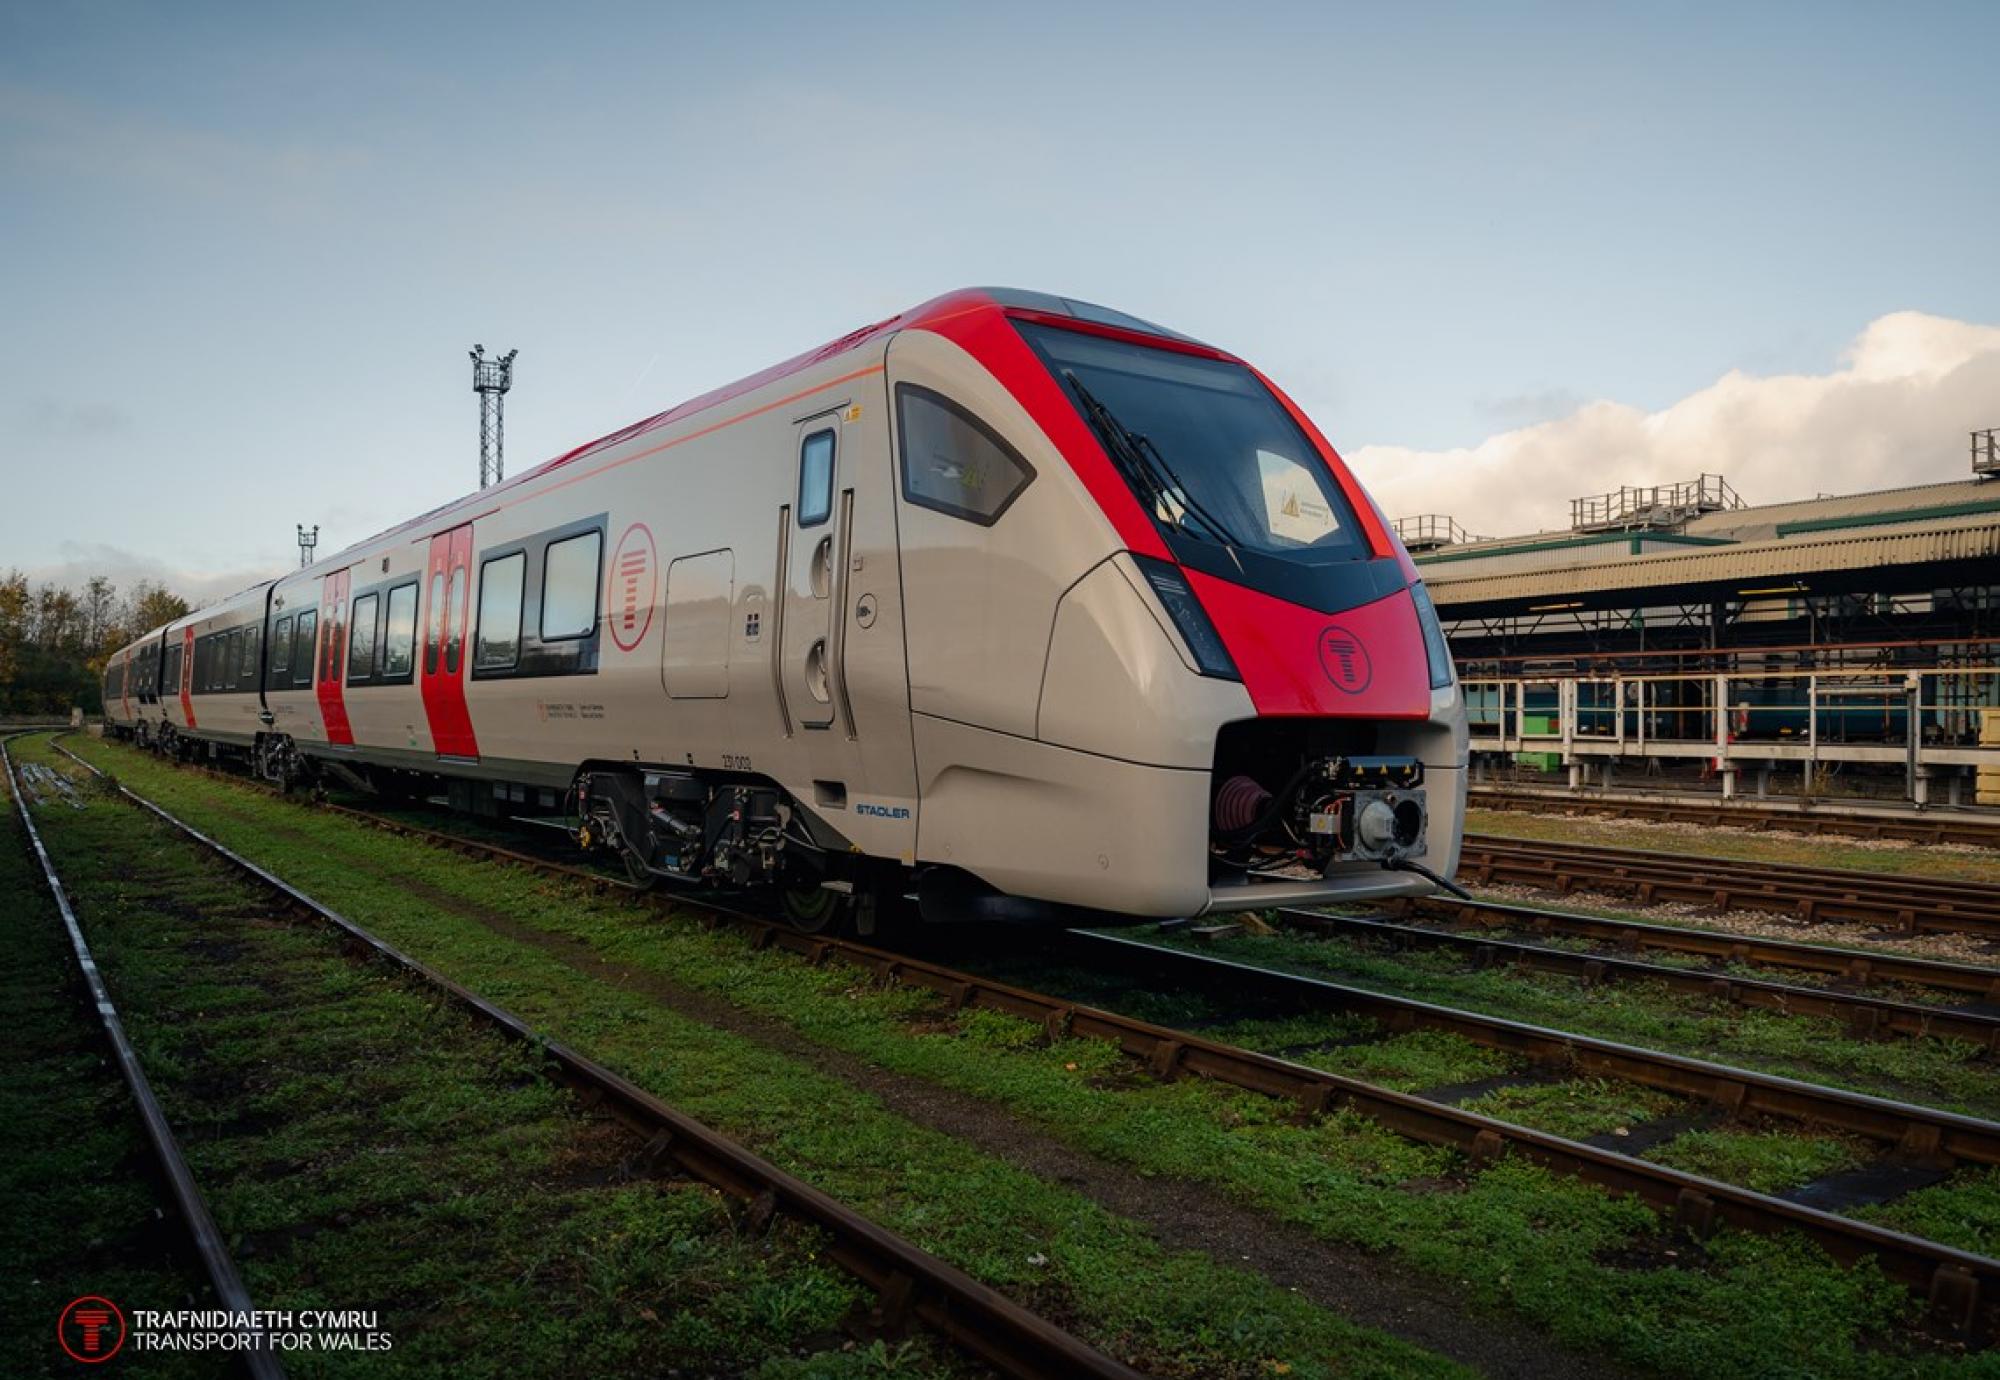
[1373,893,2000,1006]
[4,734,287,1380]
[1459,834,2000,938]
[1469,787,2000,850]
[62,735,2000,1341]
[35,737,1138,1380]
[1276,904,2000,1049]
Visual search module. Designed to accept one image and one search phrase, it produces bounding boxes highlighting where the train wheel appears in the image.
[620,845,658,891]
[780,884,849,935]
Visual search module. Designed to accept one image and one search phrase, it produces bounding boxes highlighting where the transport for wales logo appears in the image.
[58,1297,127,1363]
[1317,625,1373,694]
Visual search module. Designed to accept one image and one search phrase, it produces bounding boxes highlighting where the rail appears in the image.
[1275,905,2000,1048]
[4,735,287,1379]
[1457,834,2000,938]
[44,737,1140,1380]
[60,735,1999,1340]
[1467,786,2000,848]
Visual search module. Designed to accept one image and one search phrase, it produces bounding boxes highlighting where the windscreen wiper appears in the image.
[1061,371,1247,568]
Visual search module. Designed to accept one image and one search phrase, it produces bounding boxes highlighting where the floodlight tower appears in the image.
[296,524,319,568]
[470,344,519,489]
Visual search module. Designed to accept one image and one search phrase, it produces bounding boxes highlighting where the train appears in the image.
[101,288,1468,930]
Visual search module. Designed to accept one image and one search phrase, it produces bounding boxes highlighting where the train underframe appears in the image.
[110,718,1448,934]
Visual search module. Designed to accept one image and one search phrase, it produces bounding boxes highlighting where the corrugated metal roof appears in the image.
[1682,477,1996,539]
[1427,515,2000,609]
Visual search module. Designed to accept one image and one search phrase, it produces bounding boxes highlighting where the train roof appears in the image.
[296,287,1212,584]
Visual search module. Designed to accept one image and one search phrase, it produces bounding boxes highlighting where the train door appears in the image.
[773,402,918,840]
[780,415,846,732]
[420,524,478,759]
[315,568,355,746]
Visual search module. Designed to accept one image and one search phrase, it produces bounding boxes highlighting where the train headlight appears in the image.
[1133,555,1239,680]
[1410,582,1455,691]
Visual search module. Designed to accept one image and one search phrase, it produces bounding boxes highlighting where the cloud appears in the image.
[17,542,275,607]
[1349,311,2000,538]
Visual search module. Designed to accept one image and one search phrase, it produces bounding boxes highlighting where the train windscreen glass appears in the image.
[1016,322,1364,557]
[1017,320,1403,615]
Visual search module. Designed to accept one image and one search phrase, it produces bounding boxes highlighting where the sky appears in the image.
[3,1,1998,601]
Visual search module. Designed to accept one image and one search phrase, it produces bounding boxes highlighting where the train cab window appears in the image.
[292,611,317,686]
[271,617,293,676]
[474,552,524,671]
[383,583,418,679]
[347,594,379,683]
[540,531,601,640]
[797,430,836,527]
[445,566,468,674]
[895,385,1035,526]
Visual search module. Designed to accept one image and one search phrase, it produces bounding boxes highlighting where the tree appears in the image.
[0,572,188,715]
[128,582,190,633]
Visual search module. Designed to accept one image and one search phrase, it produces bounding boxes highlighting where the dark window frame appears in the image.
[473,550,527,673]
[271,616,293,676]
[379,579,420,683]
[893,383,1037,527]
[797,428,836,529]
[538,528,603,643]
[346,592,381,685]
[469,513,608,682]
[292,610,317,687]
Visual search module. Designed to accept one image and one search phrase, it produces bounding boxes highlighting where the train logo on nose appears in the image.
[1317,625,1373,694]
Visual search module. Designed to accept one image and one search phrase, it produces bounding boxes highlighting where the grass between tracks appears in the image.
[61,741,2000,1378]
[1121,923,2000,1123]
[1464,807,2000,886]
[0,759,213,1380]
[13,747,967,1380]
[31,738,1465,1380]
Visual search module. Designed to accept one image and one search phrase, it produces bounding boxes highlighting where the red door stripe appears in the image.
[316,568,355,746]
[418,525,479,758]
[179,627,197,729]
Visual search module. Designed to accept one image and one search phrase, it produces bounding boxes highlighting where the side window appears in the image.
[383,583,418,679]
[228,630,243,689]
[347,594,379,683]
[474,552,525,671]
[797,430,835,527]
[896,384,1035,526]
[271,617,293,676]
[445,566,467,674]
[293,611,317,686]
[426,571,445,675]
[540,530,602,640]
[241,625,259,683]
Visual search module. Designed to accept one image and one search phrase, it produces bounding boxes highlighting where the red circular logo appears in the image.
[58,1296,127,1363]
[607,523,658,652]
[1317,624,1373,693]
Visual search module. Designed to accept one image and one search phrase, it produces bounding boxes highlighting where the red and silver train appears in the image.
[102,288,1466,927]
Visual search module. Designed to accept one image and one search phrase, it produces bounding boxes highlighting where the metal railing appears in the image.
[1464,667,2000,799]
[1569,473,1744,532]
[1392,514,1481,550]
